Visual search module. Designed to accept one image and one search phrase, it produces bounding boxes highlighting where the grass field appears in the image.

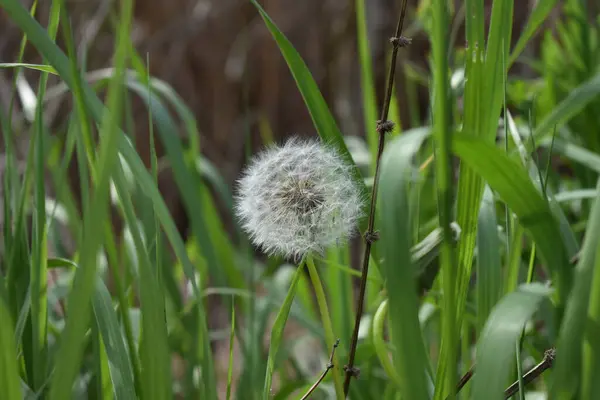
[1,0,600,399]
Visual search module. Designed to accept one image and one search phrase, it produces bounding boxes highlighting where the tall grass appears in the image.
[1,0,600,399]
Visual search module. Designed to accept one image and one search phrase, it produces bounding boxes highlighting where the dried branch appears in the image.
[503,348,555,399]
[300,339,341,400]
[342,0,411,396]
[451,348,555,399]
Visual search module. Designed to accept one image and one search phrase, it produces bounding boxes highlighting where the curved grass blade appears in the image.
[0,4,216,397]
[249,0,369,224]
[355,0,379,171]
[378,128,432,400]
[263,264,305,398]
[532,72,600,144]
[543,137,600,174]
[508,0,559,67]
[471,283,553,400]
[553,179,600,399]
[0,62,58,74]
[452,135,571,307]
[476,185,502,334]
[92,279,137,399]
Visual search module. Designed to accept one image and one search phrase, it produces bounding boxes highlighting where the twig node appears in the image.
[389,35,412,47]
[344,365,360,378]
[364,230,380,243]
[376,120,395,134]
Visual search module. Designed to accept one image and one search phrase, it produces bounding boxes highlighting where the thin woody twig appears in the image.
[300,339,341,400]
[503,348,555,399]
[451,348,555,399]
[342,0,411,396]
[454,364,476,396]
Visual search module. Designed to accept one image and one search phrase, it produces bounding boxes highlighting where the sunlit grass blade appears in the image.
[452,135,571,306]
[471,283,553,400]
[378,129,432,399]
[553,178,600,399]
[0,63,58,74]
[476,185,502,334]
[92,279,137,399]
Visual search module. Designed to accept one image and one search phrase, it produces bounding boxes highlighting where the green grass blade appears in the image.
[452,135,571,307]
[263,263,304,398]
[249,0,369,223]
[553,178,600,398]
[532,72,600,144]
[476,185,502,334]
[0,297,22,398]
[305,257,343,399]
[48,0,131,396]
[226,299,236,400]
[29,0,60,389]
[544,137,600,174]
[92,279,137,399]
[112,162,171,400]
[583,223,600,399]
[430,0,457,396]
[355,0,379,171]
[0,62,58,74]
[379,129,432,400]
[471,283,552,400]
[453,0,514,359]
[372,299,401,388]
[508,0,559,67]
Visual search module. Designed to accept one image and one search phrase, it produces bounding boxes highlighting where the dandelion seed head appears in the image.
[235,137,365,260]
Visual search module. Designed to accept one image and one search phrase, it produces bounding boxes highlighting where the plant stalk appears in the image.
[343,0,411,395]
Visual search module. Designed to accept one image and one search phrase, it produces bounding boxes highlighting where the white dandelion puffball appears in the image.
[235,137,365,260]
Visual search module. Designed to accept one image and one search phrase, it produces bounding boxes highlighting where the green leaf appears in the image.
[92,279,137,399]
[452,135,571,306]
[355,0,379,171]
[554,178,600,398]
[533,72,600,144]
[0,298,22,398]
[379,128,432,400]
[476,185,502,334]
[508,0,559,67]
[263,264,304,398]
[0,62,58,74]
[471,283,552,400]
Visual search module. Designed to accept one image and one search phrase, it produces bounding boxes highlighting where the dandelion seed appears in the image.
[235,137,365,260]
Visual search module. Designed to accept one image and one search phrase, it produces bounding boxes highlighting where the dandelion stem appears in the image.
[306,257,344,399]
[343,0,411,395]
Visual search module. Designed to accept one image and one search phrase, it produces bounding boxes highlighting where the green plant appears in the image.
[1,0,600,399]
